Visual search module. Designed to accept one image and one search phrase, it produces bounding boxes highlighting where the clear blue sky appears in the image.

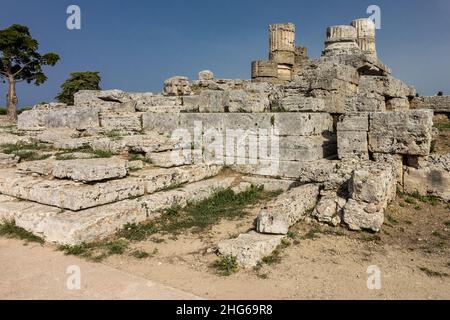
[1,0,450,107]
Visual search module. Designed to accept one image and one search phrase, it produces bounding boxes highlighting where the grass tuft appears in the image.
[0,220,45,244]
[214,255,239,276]
[419,267,449,278]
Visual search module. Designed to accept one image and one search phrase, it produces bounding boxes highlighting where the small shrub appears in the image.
[214,255,239,276]
[130,250,150,259]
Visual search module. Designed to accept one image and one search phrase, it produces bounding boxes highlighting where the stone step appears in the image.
[0,176,237,245]
[18,157,129,183]
[0,164,222,211]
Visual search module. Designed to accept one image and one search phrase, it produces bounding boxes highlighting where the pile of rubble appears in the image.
[1,18,448,268]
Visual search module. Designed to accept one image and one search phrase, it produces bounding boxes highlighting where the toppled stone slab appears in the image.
[403,154,450,201]
[18,158,129,183]
[256,184,320,234]
[369,110,433,156]
[217,232,284,268]
[18,106,99,131]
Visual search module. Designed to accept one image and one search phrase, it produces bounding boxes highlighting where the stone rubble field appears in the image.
[1,19,449,271]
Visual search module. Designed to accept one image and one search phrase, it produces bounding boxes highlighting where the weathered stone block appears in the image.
[386,98,409,111]
[163,76,191,96]
[403,154,450,201]
[18,107,99,131]
[349,165,397,205]
[312,192,346,226]
[343,199,384,232]
[0,170,144,211]
[280,96,327,112]
[256,184,320,235]
[368,110,433,156]
[337,131,368,160]
[100,113,143,132]
[337,113,369,131]
[217,232,283,268]
[411,96,450,113]
[274,113,334,136]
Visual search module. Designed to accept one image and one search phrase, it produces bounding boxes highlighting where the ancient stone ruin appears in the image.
[1,18,449,268]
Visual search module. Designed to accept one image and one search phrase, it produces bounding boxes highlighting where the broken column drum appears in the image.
[351,18,377,57]
[269,23,296,81]
[323,25,360,55]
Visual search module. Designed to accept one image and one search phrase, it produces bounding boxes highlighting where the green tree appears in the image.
[56,72,101,105]
[0,24,59,122]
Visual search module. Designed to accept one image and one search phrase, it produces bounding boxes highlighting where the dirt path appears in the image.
[102,199,450,300]
[0,238,200,300]
[1,198,448,300]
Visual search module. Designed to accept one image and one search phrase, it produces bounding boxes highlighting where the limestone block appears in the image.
[343,199,384,232]
[403,154,450,201]
[349,165,397,206]
[312,192,346,227]
[217,232,284,268]
[130,93,182,112]
[0,170,144,211]
[199,70,214,81]
[279,135,337,161]
[18,158,129,182]
[337,131,369,160]
[337,113,369,131]
[147,151,191,168]
[223,113,273,132]
[355,92,386,112]
[18,107,99,131]
[274,113,334,136]
[410,96,450,113]
[386,98,410,111]
[224,89,270,113]
[198,90,226,113]
[74,90,121,111]
[372,153,404,185]
[240,176,301,192]
[132,164,221,194]
[163,76,192,96]
[368,110,433,156]
[358,76,411,99]
[256,184,320,235]
[178,113,225,136]
[142,113,180,136]
[100,113,143,132]
[280,96,327,112]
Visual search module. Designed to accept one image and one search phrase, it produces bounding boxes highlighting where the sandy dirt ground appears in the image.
[99,197,450,300]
